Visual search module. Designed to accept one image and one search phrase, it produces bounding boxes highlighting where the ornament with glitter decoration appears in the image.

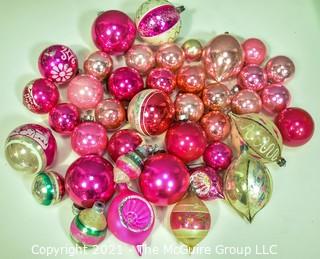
[32,171,65,206]
[147,67,176,94]
[135,0,184,46]
[174,93,204,122]
[203,141,233,171]
[156,43,185,70]
[70,201,107,247]
[238,64,267,91]
[84,51,113,81]
[202,83,231,111]
[231,89,262,114]
[128,89,174,136]
[125,44,155,75]
[177,64,206,93]
[224,155,272,223]
[242,38,267,65]
[261,84,291,114]
[265,56,295,83]
[5,124,57,174]
[182,39,203,62]
[38,44,78,85]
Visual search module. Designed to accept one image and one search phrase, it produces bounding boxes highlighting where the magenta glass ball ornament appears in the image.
[71,122,108,156]
[238,64,267,91]
[108,67,144,101]
[203,141,233,171]
[49,103,80,135]
[65,154,115,208]
[261,84,291,115]
[146,67,176,94]
[107,129,143,161]
[242,38,267,65]
[275,107,314,147]
[92,10,136,55]
[265,56,295,83]
[23,78,59,114]
[38,44,78,85]
[128,89,175,136]
[139,153,190,206]
[125,44,155,75]
[67,74,104,109]
[165,121,207,163]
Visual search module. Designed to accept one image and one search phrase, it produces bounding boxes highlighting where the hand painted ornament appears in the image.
[65,155,115,208]
[170,192,211,252]
[125,44,155,75]
[224,155,272,222]
[238,64,267,91]
[135,0,184,45]
[5,124,57,174]
[38,44,78,85]
[203,33,244,82]
[49,103,80,135]
[261,84,291,114]
[231,89,262,114]
[92,10,136,55]
[67,74,104,109]
[70,201,107,247]
[275,107,314,147]
[32,171,65,206]
[114,145,157,183]
[265,56,295,83]
[146,67,176,94]
[108,67,144,101]
[128,89,174,136]
[189,166,224,200]
[202,83,231,111]
[182,39,203,62]
[242,38,267,65]
[203,141,233,171]
[177,64,206,93]
[84,51,113,81]
[95,98,126,130]
[155,43,185,70]
[174,93,204,122]
[71,122,108,156]
[165,121,207,163]
[107,129,143,161]
[230,112,286,166]
[107,184,155,256]
[23,78,59,114]
[139,153,189,206]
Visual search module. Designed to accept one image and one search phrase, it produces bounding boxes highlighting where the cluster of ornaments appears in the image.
[5,0,315,255]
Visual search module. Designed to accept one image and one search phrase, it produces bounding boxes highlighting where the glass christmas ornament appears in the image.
[242,38,267,65]
[174,93,204,122]
[177,64,206,93]
[125,44,155,75]
[84,51,113,81]
[261,84,291,115]
[238,64,268,91]
[182,39,203,62]
[146,67,176,94]
[156,43,185,71]
[203,141,233,171]
[202,83,231,111]
[265,56,295,83]
[231,89,262,114]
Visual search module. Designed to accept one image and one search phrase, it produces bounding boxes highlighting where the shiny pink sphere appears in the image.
[108,67,144,101]
[139,153,190,206]
[107,129,142,161]
[275,107,314,147]
[67,74,104,109]
[232,89,262,114]
[261,84,291,114]
[65,154,115,208]
[23,78,59,114]
[38,44,78,85]
[242,38,267,65]
[71,122,108,156]
[92,10,136,55]
[165,121,207,163]
[238,64,267,91]
[48,103,80,135]
[125,44,155,75]
[146,67,176,94]
[203,142,233,171]
[265,56,295,83]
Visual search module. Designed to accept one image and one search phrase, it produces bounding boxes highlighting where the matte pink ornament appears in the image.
[261,84,291,114]
[125,44,155,75]
[231,89,262,114]
[92,10,137,55]
[156,43,185,71]
[203,141,233,171]
[146,67,176,94]
[139,153,190,206]
[65,154,115,208]
[38,44,78,85]
[108,67,144,101]
[265,56,295,83]
[107,184,155,256]
[23,78,59,114]
[238,64,268,91]
[71,122,108,156]
[49,103,80,135]
[67,74,103,109]
[242,38,267,65]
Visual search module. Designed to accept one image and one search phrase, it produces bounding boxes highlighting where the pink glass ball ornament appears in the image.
[65,154,115,208]
[5,124,57,174]
[67,74,104,109]
[71,122,108,156]
[238,64,268,91]
[203,141,233,171]
[92,10,137,55]
[108,67,144,101]
[48,103,80,135]
[242,38,267,65]
[261,84,291,114]
[38,44,78,85]
[174,93,204,122]
[231,89,262,114]
[84,51,113,81]
[139,153,190,206]
[23,78,59,114]
[135,0,184,46]
[177,64,206,93]
[182,39,203,62]
[125,44,155,75]
[107,129,143,161]
[265,56,295,83]
[146,67,176,94]
[156,43,185,71]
